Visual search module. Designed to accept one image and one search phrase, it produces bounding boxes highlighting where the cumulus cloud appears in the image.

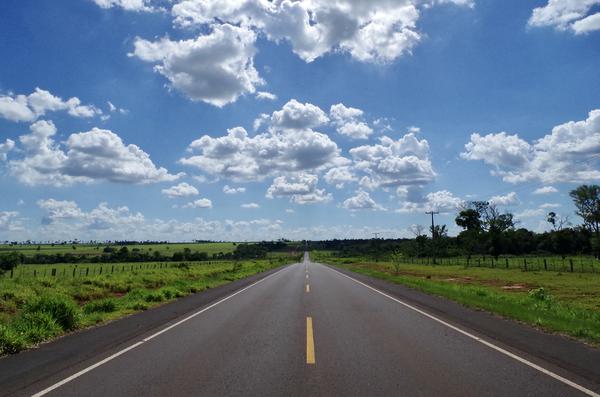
[515,208,545,219]
[131,24,263,107]
[0,211,24,232]
[182,198,213,209]
[342,190,384,211]
[179,103,346,182]
[223,185,246,194]
[266,174,332,204]
[9,122,180,186]
[255,91,277,101]
[37,199,144,231]
[323,166,357,189]
[397,190,464,213]
[528,0,600,34]
[92,0,158,12]
[161,182,199,198]
[533,186,559,195]
[171,0,471,64]
[0,88,102,122]
[350,132,435,189]
[241,202,260,209]
[271,99,329,129]
[540,203,561,209]
[330,103,373,140]
[489,192,520,206]
[462,109,600,184]
[0,139,15,161]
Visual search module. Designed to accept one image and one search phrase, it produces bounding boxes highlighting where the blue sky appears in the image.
[0,0,599,242]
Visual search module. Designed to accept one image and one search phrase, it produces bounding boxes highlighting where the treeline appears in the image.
[0,243,281,272]
[311,185,600,260]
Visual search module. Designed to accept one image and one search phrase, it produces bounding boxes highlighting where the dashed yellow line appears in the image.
[306,317,315,364]
[306,284,310,293]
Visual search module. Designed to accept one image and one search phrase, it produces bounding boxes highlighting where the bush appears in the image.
[144,292,164,302]
[529,287,552,302]
[12,312,62,343]
[24,295,80,331]
[0,325,26,355]
[0,252,20,274]
[83,299,117,314]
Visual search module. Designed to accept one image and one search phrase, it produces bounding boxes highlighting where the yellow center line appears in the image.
[306,316,315,364]
[306,284,310,293]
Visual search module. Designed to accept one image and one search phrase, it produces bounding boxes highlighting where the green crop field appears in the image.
[0,242,238,257]
[312,251,600,346]
[0,255,301,355]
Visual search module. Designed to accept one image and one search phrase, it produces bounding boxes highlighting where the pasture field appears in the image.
[0,255,301,355]
[312,251,600,346]
[0,242,238,257]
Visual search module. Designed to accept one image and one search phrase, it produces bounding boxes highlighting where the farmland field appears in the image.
[312,251,600,346]
[0,254,301,355]
[0,242,238,257]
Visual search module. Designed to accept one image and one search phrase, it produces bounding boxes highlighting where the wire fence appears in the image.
[1,260,236,279]
[401,256,599,273]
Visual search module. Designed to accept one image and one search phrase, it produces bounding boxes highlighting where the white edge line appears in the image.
[323,264,600,397]
[31,265,291,397]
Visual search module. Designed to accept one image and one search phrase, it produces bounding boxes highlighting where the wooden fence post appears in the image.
[51,268,56,277]
[523,258,527,272]
[544,259,547,271]
[569,259,574,273]
[86,268,89,276]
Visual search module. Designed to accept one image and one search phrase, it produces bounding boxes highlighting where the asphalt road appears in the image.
[2,253,600,396]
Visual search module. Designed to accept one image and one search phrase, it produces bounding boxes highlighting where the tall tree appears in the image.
[570,185,600,234]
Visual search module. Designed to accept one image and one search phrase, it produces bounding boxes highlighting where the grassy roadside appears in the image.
[312,252,600,346]
[0,258,297,355]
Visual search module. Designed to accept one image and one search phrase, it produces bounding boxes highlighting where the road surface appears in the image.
[1,253,599,396]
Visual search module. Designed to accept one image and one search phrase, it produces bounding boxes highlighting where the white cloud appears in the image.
[9,122,180,186]
[161,182,199,198]
[179,105,346,181]
[528,0,600,34]
[540,203,561,209]
[397,190,464,213]
[271,99,329,129]
[0,139,15,161]
[342,190,384,211]
[241,202,260,209]
[533,186,559,195]
[223,185,246,194]
[171,0,472,64]
[515,208,545,219]
[0,88,102,122]
[0,211,24,232]
[462,109,600,184]
[92,0,158,12]
[489,192,520,206]
[182,198,213,209]
[255,91,277,100]
[285,208,295,213]
[350,132,435,189]
[131,24,262,107]
[323,166,357,189]
[266,174,332,204]
[107,101,129,114]
[330,103,373,139]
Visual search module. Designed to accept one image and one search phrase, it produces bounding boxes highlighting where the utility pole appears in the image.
[426,211,439,264]
[372,232,381,262]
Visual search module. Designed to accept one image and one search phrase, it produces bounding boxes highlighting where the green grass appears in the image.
[0,242,238,256]
[312,251,600,346]
[0,256,299,355]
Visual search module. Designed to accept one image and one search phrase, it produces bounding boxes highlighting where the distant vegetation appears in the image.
[309,185,600,270]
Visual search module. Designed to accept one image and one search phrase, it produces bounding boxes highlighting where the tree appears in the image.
[455,209,481,231]
[390,250,404,275]
[570,185,600,234]
[547,211,569,231]
[0,252,20,274]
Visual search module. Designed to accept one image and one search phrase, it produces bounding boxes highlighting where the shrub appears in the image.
[0,325,26,355]
[529,287,549,301]
[130,302,148,311]
[83,299,117,314]
[24,295,79,331]
[0,252,20,274]
[144,292,164,302]
[12,312,62,343]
